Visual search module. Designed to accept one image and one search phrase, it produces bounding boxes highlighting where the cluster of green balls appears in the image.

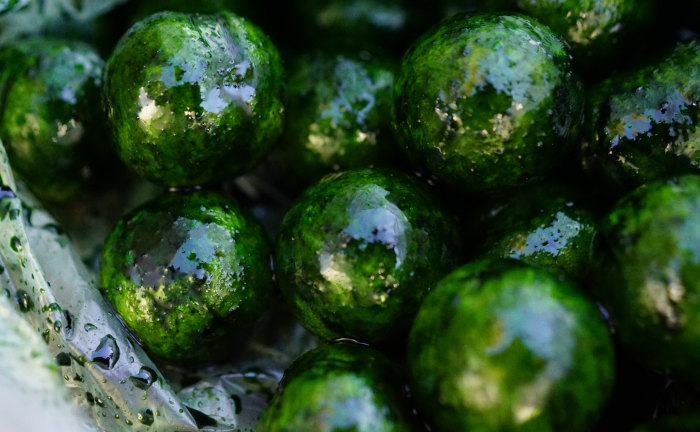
[4,0,700,431]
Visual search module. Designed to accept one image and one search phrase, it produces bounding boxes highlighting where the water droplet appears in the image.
[85,392,94,405]
[129,367,157,390]
[230,394,242,414]
[91,335,120,369]
[15,290,33,312]
[10,236,21,252]
[63,310,74,339]
[84,323,97,332]
[53,320,63,333]
[55,352,71,366]
[0,185,15,200]
[138,408,154,426]
[8,208,20,220]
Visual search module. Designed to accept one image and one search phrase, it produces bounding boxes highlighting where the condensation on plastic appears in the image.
[0,142,207,430]
[0,293,93,432]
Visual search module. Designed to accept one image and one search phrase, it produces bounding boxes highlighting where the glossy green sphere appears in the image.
[275,168,459,345]
[584,41,700,191]
[257,342,412,432]
[0,38,105,202]
[282,52,395,182]
[99,190,274,365]
[394,13,583,192]
[408,259,615,431]
[481,183,598,280]
[594,175,700,383]
[103,11,284,186]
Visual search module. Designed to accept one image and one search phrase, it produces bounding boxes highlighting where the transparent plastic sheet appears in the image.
[0,142,204,431]
[0,292,91,432]
[0,0,129,44]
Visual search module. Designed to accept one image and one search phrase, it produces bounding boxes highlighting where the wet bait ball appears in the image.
[275,168,460,346]
[393,13,583,192]
[0,38,105,202]
[102,11,284,186]
[408,259,615,431]
[99,190,274,365]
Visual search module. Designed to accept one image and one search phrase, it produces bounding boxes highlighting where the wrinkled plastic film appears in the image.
[0,142,206,431]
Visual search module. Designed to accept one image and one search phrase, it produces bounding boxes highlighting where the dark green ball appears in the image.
[99,190,274,365]
[393,13,583,192]
[480,183,599,280]
[257,342,412,432]
[282,52,395,182]
[0,38,105,202]
[594,175,700,383]
[408,259,615,431]
[275,168,460,345]
[103,11,284,186]
[584,41,700,191]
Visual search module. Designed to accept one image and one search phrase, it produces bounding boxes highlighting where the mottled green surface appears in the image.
[99,190,274,365]
[408,259,615,432]
[291,0,432,53]
[282,52,395,182]
[481,183,598,280]
[393,13,583,192]
[275,168,460,345]
[257,342,412,432]
[0,38,105,202]
[594,175,700,383]
[584,41,700,191]
[103,11,284,186]
[486,0,653,60]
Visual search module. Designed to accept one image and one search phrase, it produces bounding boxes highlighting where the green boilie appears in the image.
[394,13,583,192]
[103,11,284,186]
[275,168,460,346]
[584,41,700,191]
[408,259,615,432]
[0,38,106,202]
[99,190,274,365]
[257,342,412,432]
[480,183,599,280]
[282,52,395,182]
[594,175,700,384]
